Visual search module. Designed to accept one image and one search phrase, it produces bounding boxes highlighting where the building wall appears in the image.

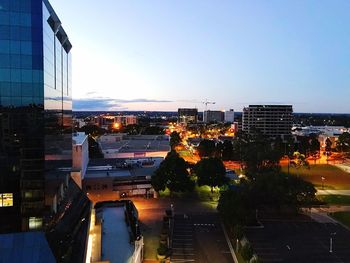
[0,0,72,232]
[204,110,224,123]
[72,132,89,181]
[224,109,234,123]
[242,105,293,137]
[178,108,198,124]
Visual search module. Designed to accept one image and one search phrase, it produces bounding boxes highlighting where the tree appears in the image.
[325,138,332,152]
[221,140,233,161]
[218,172,317,226]
[291,151,309,173]
[337,132,350,153]
[151,151,194,193]
[194,157,229,193]
[233,131,282,176]
[88,135,103,158]
[197,139,216,158]
[77,124,106,136]
[169,131,181,149]
[309,135,320,164]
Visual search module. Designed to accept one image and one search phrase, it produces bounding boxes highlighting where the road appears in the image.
[171,213,234,263]
[246,219,350,263]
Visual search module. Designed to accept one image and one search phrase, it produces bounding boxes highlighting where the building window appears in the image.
[29,217,43,230]
[0,193,13,207]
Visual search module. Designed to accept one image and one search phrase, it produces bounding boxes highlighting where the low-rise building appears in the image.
[83,157,163,198]
[98,134,170,159]
[95,115,137,129]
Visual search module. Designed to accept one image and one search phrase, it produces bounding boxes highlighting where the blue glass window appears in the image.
[20,14,31,26]
[0,25,10,39]
[10,26,21,40]
[10,54,21,68]
[20,1,31,13]
[11,82,21,96]
[20,27,31,41]
[10,68,21,82]
[9,12,21,26]
[21,55,32,68]
[1,96,11,106]
[0,13,9,25]
[0,82,11,96]
[0,39,9,52]
[32,69,42,83]
[0,68,10,81]
[10,0,21,12]
[22,82,32,96]
[0,54,10,67]
[10,40,20,53]
[21,41,32,55]
[21,69,32,82]
[0,0,10,11]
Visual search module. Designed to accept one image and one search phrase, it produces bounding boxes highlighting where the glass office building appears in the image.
[0,0,72,232]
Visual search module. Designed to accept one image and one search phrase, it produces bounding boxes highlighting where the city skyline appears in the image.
[50,0,350,113]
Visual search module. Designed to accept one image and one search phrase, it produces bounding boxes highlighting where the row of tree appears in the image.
[151,151,229,194]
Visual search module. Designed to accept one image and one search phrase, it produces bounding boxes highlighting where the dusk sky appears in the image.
[50,0,350,113]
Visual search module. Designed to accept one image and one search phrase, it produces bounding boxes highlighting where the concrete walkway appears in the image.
[302,208,338,223]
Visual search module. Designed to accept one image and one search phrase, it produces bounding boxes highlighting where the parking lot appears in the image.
[171,213,234,263]
[245,219,350,263]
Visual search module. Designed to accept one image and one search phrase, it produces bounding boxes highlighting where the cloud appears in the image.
[73,97,173,111]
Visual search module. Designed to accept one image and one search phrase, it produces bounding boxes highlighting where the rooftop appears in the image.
[100,207,133,263]
[73,132,88,145]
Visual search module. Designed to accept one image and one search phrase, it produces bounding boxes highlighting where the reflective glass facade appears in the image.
[0,0,72,232]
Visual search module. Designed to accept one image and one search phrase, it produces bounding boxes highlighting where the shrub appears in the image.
[157,243,168,256]
[241,242,253,261]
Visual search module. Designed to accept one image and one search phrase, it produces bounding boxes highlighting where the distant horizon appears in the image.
[72,109,350,115]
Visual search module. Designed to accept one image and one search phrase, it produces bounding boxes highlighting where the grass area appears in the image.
[318,195,350,205]
[330,212,350,228]
[281,164,350,190]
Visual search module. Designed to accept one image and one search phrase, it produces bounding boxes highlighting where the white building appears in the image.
[224,109,235,123]
[71,132,89,188]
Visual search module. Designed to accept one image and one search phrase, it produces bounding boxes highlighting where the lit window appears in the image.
[29,217,43,230]
[0,193,13,207]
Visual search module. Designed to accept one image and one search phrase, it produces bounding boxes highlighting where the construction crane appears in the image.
[202,100,216,111]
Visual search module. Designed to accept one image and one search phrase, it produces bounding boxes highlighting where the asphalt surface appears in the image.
[170,213,233,263]
[245,220,350,263]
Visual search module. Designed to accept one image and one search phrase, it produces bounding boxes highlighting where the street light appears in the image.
[330,232,336,253]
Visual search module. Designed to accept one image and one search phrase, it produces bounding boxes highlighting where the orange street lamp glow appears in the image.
[113,123,120,129]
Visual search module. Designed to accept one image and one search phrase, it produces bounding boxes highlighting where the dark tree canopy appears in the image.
[337,132,350,153]
[218,172,317,225]
[194,157,229,192]
[221,140,233,161]
[170,131,181,149]
[197,139,217,158]
[151,151,194,193]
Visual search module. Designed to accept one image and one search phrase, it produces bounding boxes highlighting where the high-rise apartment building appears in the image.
[0,0,73,232]
[242,105,293,137]
[224,109,235,123]
[203,110,224,123]
[178,108,198,124]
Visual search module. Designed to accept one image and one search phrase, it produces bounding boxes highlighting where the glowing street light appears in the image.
[113,123,120,129]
